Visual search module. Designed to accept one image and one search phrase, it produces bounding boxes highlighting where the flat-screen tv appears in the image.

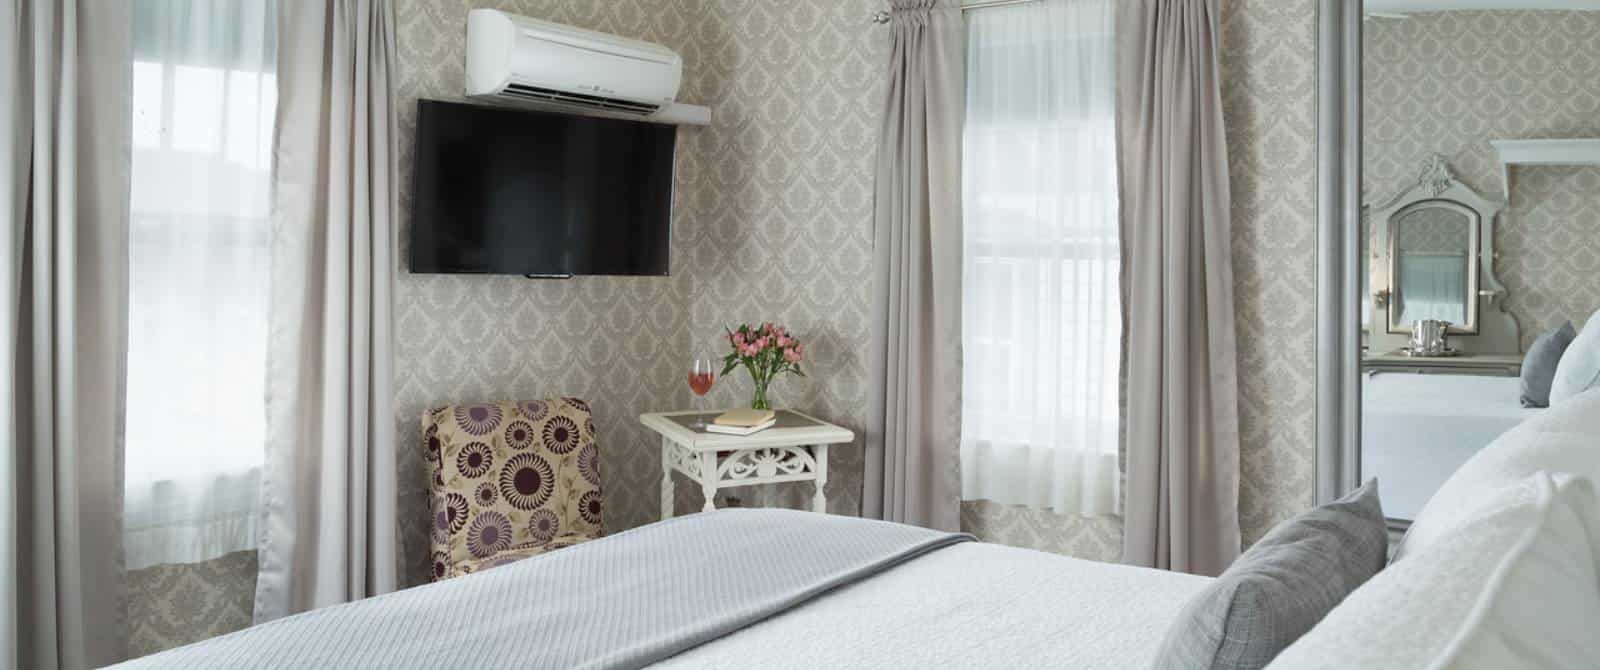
[410,99,675,276]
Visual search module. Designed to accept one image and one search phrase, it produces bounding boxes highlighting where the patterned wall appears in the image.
[674,0,883,519]
[1396,208,1472,253]
[1365,11,1600,348]
[392,0,1323,571]
[1220,0,1319,546]
[126,551,257,658]
[390,0,895,585]
[127,0,1327,656]
[393,0,1326,573]
[392,0,692,585]
[388,0,1145,569]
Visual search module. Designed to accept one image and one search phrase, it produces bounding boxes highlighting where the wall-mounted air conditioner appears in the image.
[465,9,711,126]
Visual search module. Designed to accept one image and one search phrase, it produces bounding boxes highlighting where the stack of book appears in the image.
[706,409,777,435]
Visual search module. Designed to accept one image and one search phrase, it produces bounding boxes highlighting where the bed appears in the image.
[659,542,1209,669]
[112,508,1209,670]
[112,388,1600,670]
[1360,372,1538,519]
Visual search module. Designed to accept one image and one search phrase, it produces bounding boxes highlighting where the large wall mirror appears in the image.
[1318,0,1600,531]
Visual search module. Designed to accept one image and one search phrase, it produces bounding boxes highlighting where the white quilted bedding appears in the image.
[1362,373,1537,519]
[115,511,1205,669]
[658,541,1211,669]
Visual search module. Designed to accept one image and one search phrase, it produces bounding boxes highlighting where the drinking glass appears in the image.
[688,358,717,429]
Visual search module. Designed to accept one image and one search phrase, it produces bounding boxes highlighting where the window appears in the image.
[123,0,277,569]
[959,0,1120,515]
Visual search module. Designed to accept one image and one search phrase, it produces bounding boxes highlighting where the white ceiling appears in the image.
[1366,0,1600,12]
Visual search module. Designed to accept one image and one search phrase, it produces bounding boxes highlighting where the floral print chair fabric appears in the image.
[424,398,602,580]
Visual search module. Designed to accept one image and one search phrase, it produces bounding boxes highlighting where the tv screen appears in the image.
[410,99,676,275]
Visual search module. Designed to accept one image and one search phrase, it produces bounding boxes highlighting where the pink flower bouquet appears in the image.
[722,323,805,410]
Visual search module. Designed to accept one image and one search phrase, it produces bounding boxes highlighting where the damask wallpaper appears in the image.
[390,0,893,587]
[1220,0,1319,546]
[126,551,257,658]
[397,0,1323,572]
[1396,210,1471,254]
[127,0,1326,657]
[1365,11,1600,348]
[668,0,884,521]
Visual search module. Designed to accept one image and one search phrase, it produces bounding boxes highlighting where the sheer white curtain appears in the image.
[123,0,277,570]
[960,0,1120,516]
[1397,252,1468,325]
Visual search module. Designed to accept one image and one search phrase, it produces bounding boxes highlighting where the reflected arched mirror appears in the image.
[1367,156,1509,347]
[1388,201,1477,332]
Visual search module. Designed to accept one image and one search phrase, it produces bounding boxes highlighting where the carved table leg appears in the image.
[812,444,829,514]
[700,451,718,513]
[661,437,675,520]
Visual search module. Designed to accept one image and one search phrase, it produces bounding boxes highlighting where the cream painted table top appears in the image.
[640,409,855,518]
[1362,349,1524,377]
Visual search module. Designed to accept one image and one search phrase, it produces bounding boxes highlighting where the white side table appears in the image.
[640,409,855,519]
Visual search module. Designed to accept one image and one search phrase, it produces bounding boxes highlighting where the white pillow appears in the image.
[1394,386,1600,560]
[1550,308,1600,405]
[1266,472,1600,670]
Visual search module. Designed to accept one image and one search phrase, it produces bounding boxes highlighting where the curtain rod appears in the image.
[871,0,1038,24]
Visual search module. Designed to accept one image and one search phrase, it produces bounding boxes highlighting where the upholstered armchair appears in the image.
[424,398,602,581]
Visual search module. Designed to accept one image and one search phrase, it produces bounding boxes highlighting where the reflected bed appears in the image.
[1361,372,1537,519]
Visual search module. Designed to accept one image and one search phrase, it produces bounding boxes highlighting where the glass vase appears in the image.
[750,378,771,410]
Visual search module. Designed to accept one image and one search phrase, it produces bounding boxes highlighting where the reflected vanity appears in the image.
[1365,156,1517,359]
[1359,157,1527,523]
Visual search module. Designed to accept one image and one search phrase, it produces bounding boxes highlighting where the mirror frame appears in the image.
[1317,9,1521,532]
[1366,155,1507,339]
[1315,0,1364,512]
[1380,199,1482,336]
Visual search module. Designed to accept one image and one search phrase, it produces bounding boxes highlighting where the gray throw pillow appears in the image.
[1521,321,1576,407]
[1152,479,1388,670]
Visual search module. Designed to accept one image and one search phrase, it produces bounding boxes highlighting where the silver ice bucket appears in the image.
[1410,319,1450,356]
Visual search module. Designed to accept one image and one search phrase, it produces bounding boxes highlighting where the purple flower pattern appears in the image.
[505,420,535,450]
[577,443,600,486]
[542,416,580,454]
[456,441,493,478]
[518,400,548,422]
[453,404,503,436]
[443,492,468,534]
[466,511,513,559]
[578,490,602,526]
[499,453,554,510]
[431,551,449,581]
[426,399,604,581]
[424,424,441,463]
[528,509,560,544]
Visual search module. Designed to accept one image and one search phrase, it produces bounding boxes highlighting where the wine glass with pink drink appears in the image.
[688,358,716,429]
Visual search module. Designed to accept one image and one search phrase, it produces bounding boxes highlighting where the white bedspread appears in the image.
[1362,373,1538,519]
[113,510,1205,669]
[113,510,969,669]
[658,542,1211,669]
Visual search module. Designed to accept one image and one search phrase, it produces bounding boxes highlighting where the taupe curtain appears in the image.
[2,1,132,667]
[254,0,399,622]
[1116,0,1242,576]
[865,0,965,532]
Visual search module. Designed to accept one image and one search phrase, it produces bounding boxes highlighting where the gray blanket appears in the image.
[114,509,972,669]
